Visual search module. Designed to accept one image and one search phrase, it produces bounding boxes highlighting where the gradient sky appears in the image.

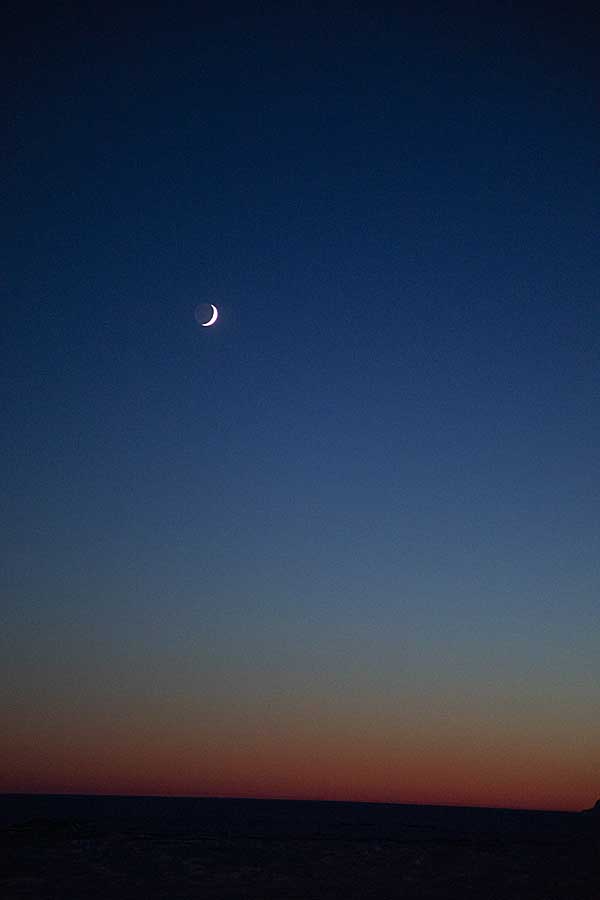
[3,3,599,811]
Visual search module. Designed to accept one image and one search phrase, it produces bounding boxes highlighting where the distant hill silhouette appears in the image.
[582,799,600,815]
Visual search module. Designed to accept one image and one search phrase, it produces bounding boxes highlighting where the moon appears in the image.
[196,303,218,327]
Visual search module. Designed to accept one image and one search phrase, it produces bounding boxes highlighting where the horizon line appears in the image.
[0,791,584,814]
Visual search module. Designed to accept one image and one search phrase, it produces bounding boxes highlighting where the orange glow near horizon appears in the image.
[2,720,595,812]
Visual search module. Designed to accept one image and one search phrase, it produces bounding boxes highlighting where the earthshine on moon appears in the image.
[196,304,218,327]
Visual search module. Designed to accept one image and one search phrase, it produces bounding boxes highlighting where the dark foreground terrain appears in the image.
[1,795,599,899]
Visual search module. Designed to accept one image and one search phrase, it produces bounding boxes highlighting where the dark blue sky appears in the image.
[3,4,599,807]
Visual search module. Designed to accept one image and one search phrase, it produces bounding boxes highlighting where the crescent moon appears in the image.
[201,304,218,327]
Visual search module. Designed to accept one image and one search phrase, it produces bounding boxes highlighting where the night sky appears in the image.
[3,4,599,811]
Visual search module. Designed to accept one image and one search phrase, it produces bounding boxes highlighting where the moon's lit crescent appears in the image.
[201,304,218,327]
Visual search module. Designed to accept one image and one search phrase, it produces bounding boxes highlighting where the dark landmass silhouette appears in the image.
[2,796,599,899]
[582,799,600,816]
